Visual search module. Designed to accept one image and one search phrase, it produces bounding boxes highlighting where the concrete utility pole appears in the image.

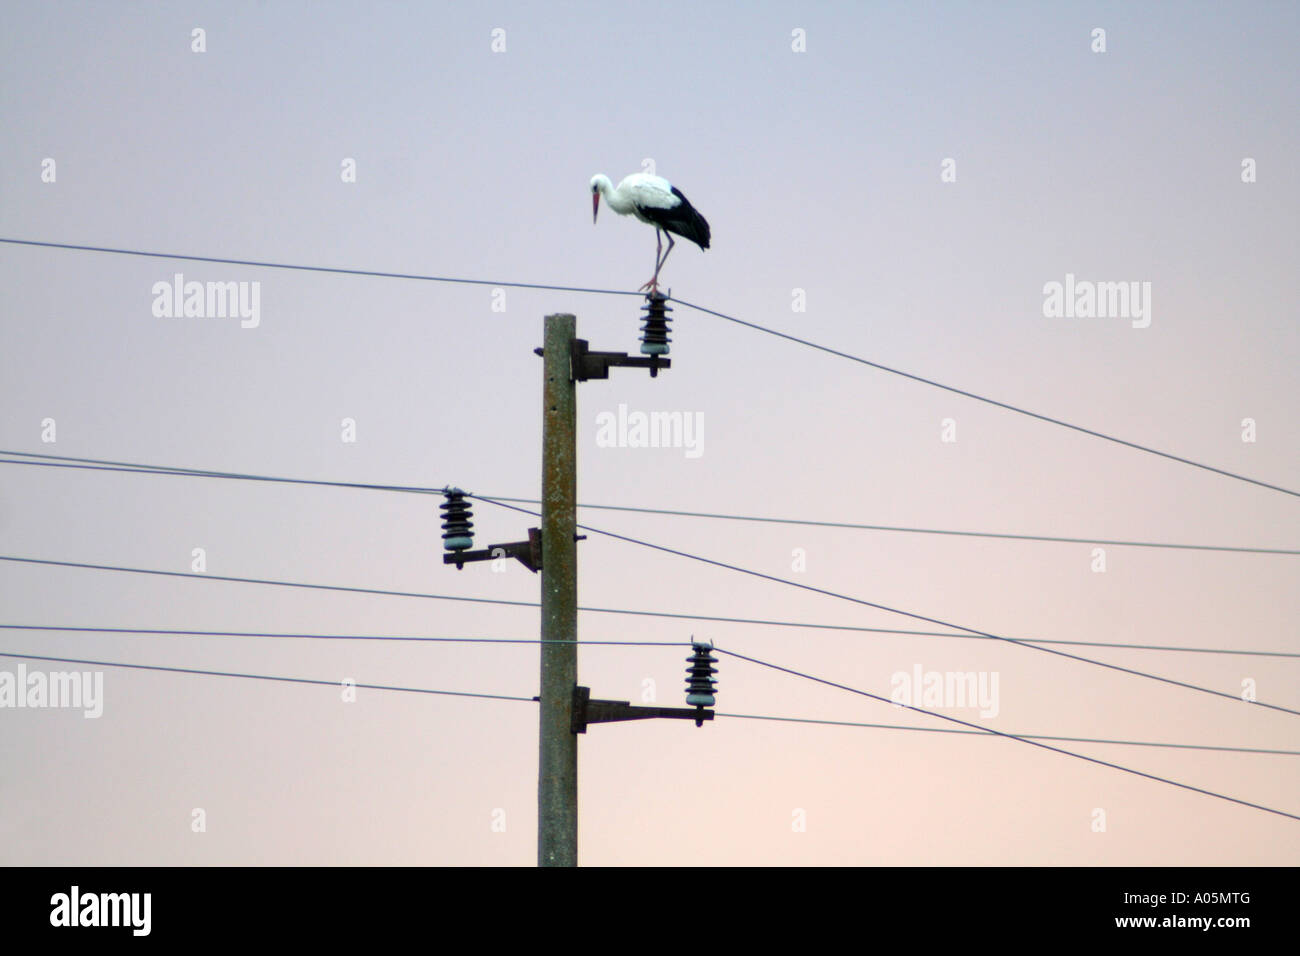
[538,313,578,867]
[441,301,711,869]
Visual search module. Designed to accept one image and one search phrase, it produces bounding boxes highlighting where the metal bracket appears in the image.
[572,338,670,380]
[444,527,543,572]
[443,528,587,572]
[532,342,670,380]
[571,685,714,733]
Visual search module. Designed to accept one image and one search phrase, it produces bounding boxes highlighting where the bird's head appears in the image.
[589,174,610,223]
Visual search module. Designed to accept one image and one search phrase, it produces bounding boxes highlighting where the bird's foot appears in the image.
[639,278,659,294]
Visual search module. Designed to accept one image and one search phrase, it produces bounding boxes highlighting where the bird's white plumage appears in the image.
[591,173,681,220]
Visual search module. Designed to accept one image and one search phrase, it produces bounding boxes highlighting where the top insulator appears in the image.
[640,292,673,356]
[440,487,474,552]
[685,640,718,710]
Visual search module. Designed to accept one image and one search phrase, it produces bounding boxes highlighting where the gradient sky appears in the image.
[1,1,1297,865]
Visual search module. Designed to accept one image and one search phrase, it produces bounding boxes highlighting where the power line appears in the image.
[0,651,536,703]
[0,624,680,646]
[0,238,641,298]
[716,647,1300,823]
[716,712,1300,757]
[619,612,1300,659]
[0,553,541,610]
[480,495,1299,557]
[0,450,438,495]
[670,295,1300,499]
[472,496,1300,716]
[3,448,1295,558]
[0,634,1284,756]
[6,647,1291,818]
[3,236,1293,497]
[2,555,1295,661]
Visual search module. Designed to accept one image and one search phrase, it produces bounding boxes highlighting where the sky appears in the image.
[1,1,1297,866]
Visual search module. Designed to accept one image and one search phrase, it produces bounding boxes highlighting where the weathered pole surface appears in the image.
[538,312,578,867]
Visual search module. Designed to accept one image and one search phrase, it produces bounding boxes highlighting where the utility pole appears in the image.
[538,313,578,866]
[439,298,714,869]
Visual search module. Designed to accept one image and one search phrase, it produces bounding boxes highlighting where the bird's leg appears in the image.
[657,233,677,275]
[640,232,677,294]
[640,229,664,292]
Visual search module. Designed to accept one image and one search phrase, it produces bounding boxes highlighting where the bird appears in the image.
[589,172,710,294]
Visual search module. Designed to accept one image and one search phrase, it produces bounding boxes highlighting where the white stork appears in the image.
[590,172,711,293]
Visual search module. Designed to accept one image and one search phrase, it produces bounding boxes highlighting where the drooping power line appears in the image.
[717,712,1300,757]
[0,650,536,702]
[1,554,1295,661]
[478,494,1299,557]
[472,495,1300,717]
[669,294,1300,499]
[0,640,1287,757]
[0,237,642,297]
[1,450,1295,559]
[0,624,680,647]
[716,647,1300,823]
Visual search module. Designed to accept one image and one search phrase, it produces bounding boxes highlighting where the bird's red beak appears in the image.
[592,193,600,224]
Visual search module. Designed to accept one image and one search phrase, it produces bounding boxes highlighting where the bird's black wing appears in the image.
[638,187,711,250]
